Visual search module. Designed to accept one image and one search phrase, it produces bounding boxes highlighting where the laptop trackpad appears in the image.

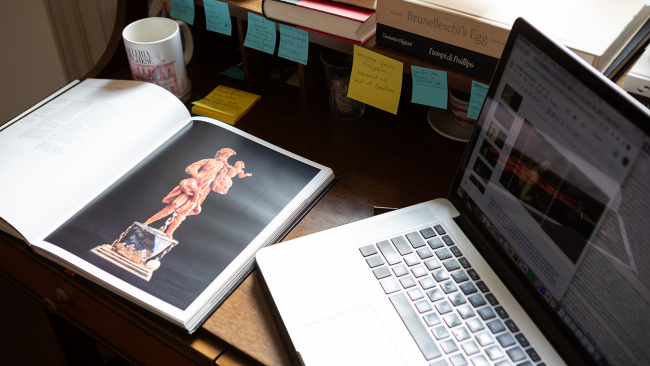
[302,306,406,366]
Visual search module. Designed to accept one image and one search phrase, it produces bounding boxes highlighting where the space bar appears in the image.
[389,292,442,360]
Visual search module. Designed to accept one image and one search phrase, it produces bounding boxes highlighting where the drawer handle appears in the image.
[43,288,70,313]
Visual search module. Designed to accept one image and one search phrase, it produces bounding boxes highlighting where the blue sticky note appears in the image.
[204,0,232,36]
[244,13,277,55]
[411,66,447,109]
[467,81,489,119]
[220,66,245,81]
[171,0,195,25]
[277,25,309,65]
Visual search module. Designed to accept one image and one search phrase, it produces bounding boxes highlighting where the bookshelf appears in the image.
[191,0,488,108]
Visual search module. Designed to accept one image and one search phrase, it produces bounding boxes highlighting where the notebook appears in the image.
[256,17,650,366]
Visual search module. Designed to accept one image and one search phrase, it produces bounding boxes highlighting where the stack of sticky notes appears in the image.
[191,85,261,125]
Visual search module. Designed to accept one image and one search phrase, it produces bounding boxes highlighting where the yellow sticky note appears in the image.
[347,45,403,115]
[192,85,260,117]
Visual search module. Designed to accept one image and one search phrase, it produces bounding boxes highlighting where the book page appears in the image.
[0,79,190,243]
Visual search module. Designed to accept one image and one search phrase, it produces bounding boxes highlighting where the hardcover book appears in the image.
[262,0,376,44]
[0,79,335,332]
[377,0,650,73]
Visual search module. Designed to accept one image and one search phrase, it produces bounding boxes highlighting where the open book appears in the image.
[0,79,335,332]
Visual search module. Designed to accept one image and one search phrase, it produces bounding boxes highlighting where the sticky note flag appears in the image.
[278,25,309,65]
[348,45,403,114]
[171,0,195,25]
[244,13,276,55]
[204,0,231,36]
[467,81,489,119]
[192,85,261,125]
[411,66,447,109]
[220,66,245,81]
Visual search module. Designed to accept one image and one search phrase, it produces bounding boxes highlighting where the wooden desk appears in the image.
[0,2,470,365]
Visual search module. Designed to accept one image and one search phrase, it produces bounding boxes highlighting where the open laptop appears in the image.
[256,18,650,366]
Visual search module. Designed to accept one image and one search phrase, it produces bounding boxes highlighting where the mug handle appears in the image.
[174,20,194,65]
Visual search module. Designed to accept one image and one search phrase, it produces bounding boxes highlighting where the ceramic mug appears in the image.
[123,17,194,102]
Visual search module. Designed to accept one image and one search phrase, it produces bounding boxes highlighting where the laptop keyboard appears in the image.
[360,224,545,366]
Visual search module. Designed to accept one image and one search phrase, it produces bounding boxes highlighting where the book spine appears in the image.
[376,23,498,81]
[376,0,508,59]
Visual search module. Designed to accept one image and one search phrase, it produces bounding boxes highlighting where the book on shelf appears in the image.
[376,0,650,75]
[331,0,375,10]
[262,0,376,44]
[376,23,498,81]
[0,79,335,333]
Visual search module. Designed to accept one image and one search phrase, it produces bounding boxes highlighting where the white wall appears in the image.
[0,0,68,124]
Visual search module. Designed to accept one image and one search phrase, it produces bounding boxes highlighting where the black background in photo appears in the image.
[494,103,514,130]
[473,157,493,183]
[501,84,523,112]
[480,139,500,167]
[46,121,320,309]
[487,122,506,149]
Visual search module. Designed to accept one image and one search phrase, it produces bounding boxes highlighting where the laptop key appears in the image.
[505,319,519,333]
[412,265,428,278]
[475,331,495,346]
[359,244,378,257]
[389,292,442,360]
[444,313,462,328]
[453,327,471,341]
[443,259,461,271]
[494,361,513,366]
[435,300,453,314]
[459,282,478,295]
[434,224,446,235]
[477,307,497,321]
[406,232,427,248]
[451,270,469,283]
[466,268,480,280]
[428,237,445,249]
[392,264,409,277]
[373,266,392,279]
[515,333,530,347]
[404,253,421,266]
[485,293,499,305]
[486,319,506,334]
[440,339,459,354]
[419,276,436,290]
[415,300,433,313]
[435,248,453,260]
[429,360,449,366]
[380,278,400,294]
[495,306,509,319]
[496,333,516,348]
[470,355,489,366]
[423,312,441,326]
[425,258,442,270]
[366,255,385,268]
[476,281,490,293]
[449,246,463,257]
[458,257,472,269]
[377,240,402,265]
[456,305,475,319]
[408,288,425,301]
[442,235,455,246]
[427,288,445,302]
[432,269,451,282]
[420,227,437,239]
[466,318,485,333]
[526,348,541,362]
[506,347,526,362]
[449,353,468,366]
[485,345,505,361]
[432,325,450,340]
[441,280,458,294]
[417,247,434,259]
[449,292,466,306]
[461,340,480,355]
[467,294,487,307]
[400,276,416,288]
[391,236,413,256]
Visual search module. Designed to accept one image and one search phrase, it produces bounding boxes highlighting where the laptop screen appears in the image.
[449,19,650,365]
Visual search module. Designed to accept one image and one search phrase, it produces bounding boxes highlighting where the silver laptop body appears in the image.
[257,18,650,366]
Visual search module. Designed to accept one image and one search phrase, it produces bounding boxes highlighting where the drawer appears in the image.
[0,237,224,366]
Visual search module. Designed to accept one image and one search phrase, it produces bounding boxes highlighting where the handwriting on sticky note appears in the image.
[278,25,309,65]
[347,45,403,115]
[244,13,276,55]
[204,0,231,36]
[171,0,195,25]
[193,85,260,116]
[467,81,489,119]
[411,66,447,109]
